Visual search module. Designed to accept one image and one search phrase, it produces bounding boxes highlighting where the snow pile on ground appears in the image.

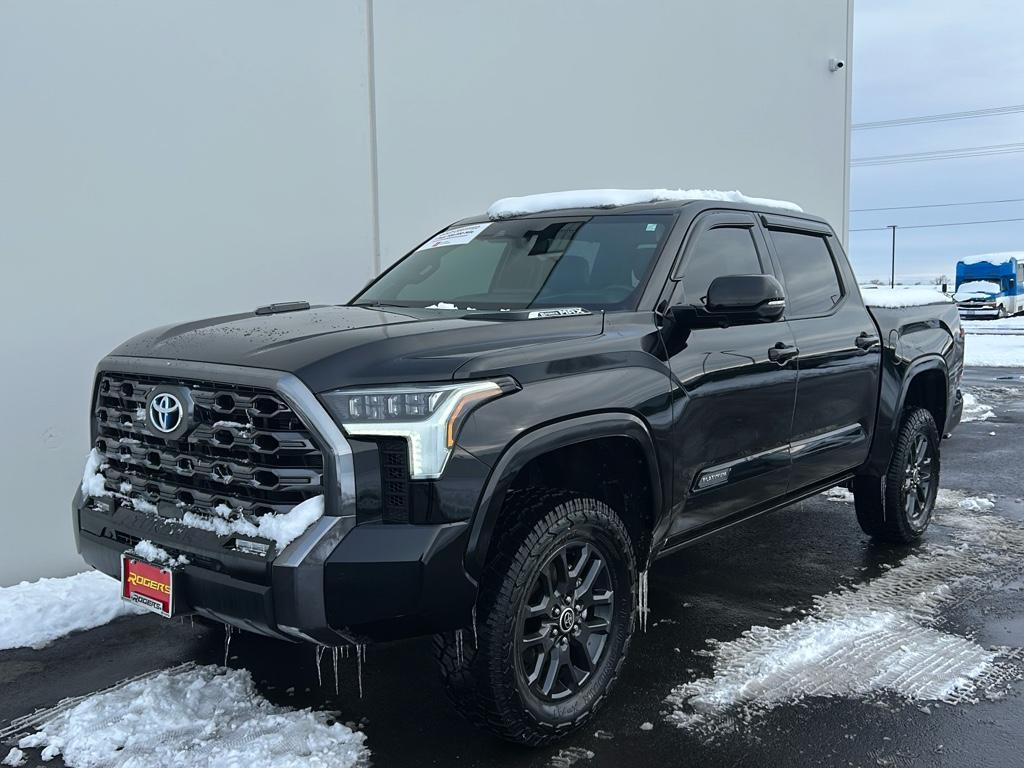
[179,495,324,552]
[859,286,952,308]
[81,451,324,553]
[964,334,1024,367]
[666,498,1024,735]
[962,316,1024,334]
[0,571,144,651]
[132,540,189,567]
[486,188,802,219]
[961,391,996,422]
[9,663,368,768]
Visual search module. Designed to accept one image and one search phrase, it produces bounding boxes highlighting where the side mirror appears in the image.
[704,274,786,323]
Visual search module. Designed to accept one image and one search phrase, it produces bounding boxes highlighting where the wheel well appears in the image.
[903,368,947,431]
[500,437,655,567]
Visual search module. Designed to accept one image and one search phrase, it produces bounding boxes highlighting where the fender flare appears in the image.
[464,412,663,579]
[895,355,949,427]
[864,354,950,476]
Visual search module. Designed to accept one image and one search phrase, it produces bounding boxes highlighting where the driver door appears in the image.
[663,212,798,538]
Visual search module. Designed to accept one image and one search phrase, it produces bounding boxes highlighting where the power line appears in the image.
[851,142,1024,167]
[853,104,1024,130]
[850,216,1024,232]
[851,197,1024,212]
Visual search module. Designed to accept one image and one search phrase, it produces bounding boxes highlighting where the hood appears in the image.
[110,304,605,392]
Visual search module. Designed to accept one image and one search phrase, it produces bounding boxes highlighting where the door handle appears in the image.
[768,342,799,364]
[855,332,880,350]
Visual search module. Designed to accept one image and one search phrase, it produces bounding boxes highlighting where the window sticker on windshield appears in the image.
[416,222,491,251]
[646,223,658,231]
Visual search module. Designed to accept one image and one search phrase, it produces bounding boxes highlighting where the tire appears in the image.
[998,305,1008,319]
[852,407,940,544]
[434,489,637,745]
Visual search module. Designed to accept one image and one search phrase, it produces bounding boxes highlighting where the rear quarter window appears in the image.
[768,230,844,318]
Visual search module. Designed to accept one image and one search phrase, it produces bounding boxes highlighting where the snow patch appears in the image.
[954,280,1001,301]
[961,392,995,422]
[487,188,802,220]
[1,748,25,767]
[860,286,953,308]
[959,252,1022,266]
[13,663,368,768]
[80,449,109,499]
[0,571,144,651]
[132,540,189,568]
[425,302,459,309]
[548,746,595,767]
[180,495,324,553]
[665,503,1024,735]
[964,334,1024,367]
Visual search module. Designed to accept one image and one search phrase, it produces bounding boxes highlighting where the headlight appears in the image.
[321,380,514,479]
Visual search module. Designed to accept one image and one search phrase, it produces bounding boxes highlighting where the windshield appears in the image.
[352,214,673,311]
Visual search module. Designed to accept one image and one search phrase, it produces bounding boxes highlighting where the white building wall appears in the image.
[0,0,851,586]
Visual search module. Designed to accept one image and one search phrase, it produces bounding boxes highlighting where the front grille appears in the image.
[93,371,324,527]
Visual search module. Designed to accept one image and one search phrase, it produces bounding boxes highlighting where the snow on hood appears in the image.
[13,663,368,767]
[0,571,145,651]
[859,287,953,308]
[959,251,1022,266]
[486,188,803,220]
[954,280,1001,301]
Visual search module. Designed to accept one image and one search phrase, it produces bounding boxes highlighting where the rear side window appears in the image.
[769,230,843,317]
[678,226,763,304]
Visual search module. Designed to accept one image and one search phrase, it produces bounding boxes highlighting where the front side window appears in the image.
[769,230,843,318]
[353,215,672,311]
[677,226,763,305]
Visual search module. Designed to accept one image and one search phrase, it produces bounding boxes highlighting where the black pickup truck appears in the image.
[74,193,964,744]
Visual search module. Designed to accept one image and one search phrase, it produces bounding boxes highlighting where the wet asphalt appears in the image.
[2,367,1023,768]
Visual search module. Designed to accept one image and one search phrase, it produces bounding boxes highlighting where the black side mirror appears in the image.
[704,274,786,323]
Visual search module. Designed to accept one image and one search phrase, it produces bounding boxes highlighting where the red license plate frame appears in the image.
[120,553,176,618]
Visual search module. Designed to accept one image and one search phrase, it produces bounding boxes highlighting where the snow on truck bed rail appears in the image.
[859,286,953,308]
[486,188,803,219]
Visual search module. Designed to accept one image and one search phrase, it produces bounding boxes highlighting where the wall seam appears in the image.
[365,0,382,274]
[843,0,854,248]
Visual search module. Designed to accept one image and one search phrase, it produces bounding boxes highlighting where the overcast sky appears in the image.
[850,0,1024,283]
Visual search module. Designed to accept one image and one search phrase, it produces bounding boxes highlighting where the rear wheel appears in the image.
[853,407,940,544]
[434,490,636,745]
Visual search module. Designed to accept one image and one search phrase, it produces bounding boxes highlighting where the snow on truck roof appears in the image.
[959,252,1024,266]
[486,188,803,220]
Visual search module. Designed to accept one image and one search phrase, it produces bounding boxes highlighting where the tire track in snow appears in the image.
[664,491,1024,736]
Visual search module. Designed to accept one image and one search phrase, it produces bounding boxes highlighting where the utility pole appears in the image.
[887,225,897,288]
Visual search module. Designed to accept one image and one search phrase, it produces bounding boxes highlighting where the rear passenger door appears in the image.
[664,212,798,537]
[762,217,881,492]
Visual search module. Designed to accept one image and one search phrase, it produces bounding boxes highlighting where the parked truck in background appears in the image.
[954,252,1024,319]
[74,189,965,744]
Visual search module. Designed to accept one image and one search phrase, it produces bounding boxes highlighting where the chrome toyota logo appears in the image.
[149,393,184,434]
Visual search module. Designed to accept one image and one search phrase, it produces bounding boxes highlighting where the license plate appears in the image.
[121,554,176,617]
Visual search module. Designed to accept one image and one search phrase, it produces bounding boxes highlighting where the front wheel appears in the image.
[434,490,636,745]
[852,407,940,544]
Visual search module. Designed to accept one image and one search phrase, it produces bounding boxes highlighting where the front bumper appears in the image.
[75,355,480,644]
[75,488,478,643]
[958,307,1000,319]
